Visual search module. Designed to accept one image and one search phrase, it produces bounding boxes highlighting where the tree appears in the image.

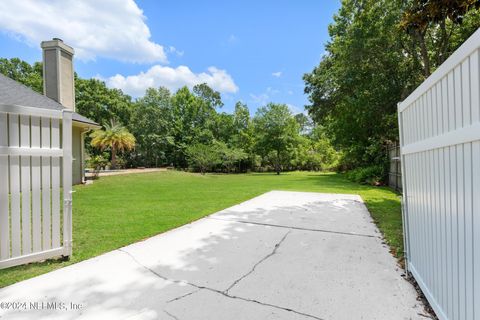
[216,142,248,173]
[400,0,480,77]
[193,83,224,109]
[75,78,134,126]
[169,85,223,167]
[185,143,221,174]
[211,113,236,144]
[304,0,412,170]
[294,113,313,135]
[232,102,256,170]
[253,103,300,174]
[233,101,250,132]
[90,120,136,169]
[0,58,43,93]
[1,57,347,174]
[307,126,340,170]
[129,87,173,167]
[290,126,340,171]
[304,0,480,175]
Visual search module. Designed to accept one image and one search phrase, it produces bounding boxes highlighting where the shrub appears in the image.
[345,165,385,186]
[86,155,110,179]
[115,157,126,169]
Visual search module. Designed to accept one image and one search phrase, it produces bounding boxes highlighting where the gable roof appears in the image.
[0,73,98,127]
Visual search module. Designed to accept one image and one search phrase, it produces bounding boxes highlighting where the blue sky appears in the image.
[0,0,340,114]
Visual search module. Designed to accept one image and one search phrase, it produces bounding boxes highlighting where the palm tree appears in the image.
[90,120,135,169]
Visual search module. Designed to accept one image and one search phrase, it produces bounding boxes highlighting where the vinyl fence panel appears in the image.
[398,28,480,320]
[9,114,21,257]
[20,115,31,255]
[0,105,72,269]
[0,113,9,261]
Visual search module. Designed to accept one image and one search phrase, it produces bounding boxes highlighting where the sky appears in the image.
[0,0,340,114]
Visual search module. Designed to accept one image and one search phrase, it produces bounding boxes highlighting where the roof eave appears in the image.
[72,119,101,130]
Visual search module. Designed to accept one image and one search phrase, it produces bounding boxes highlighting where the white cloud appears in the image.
[0,0,167,63]
[272,71,282,78]
[168,46,184,57]
[104,65,239,97]
[267,87,279,95]
[249,87,279,106]
[249,93,270,106]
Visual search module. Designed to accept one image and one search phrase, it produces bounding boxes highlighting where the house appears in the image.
[0,38,99,184]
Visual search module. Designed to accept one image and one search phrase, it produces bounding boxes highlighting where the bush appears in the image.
[345,165,385,186]
[115,157,126,169]
[86,155,110,179]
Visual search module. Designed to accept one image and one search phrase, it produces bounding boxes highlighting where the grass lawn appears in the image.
[0,171,402,288]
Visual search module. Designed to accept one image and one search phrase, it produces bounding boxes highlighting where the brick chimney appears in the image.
[41,38,75,111]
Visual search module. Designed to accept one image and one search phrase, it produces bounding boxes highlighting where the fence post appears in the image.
[398,103,410,274]
[62,110,73,257]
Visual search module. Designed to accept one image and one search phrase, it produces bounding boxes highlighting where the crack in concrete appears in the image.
[118,249,180,283]
[164,310,180,320]
[225,230,291,294]
[226,293,324,320]
[166,289,200,304]
[207,217,376,238]
[118,248,324,320]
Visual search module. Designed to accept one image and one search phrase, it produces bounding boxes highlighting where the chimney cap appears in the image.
[41,38,74,55]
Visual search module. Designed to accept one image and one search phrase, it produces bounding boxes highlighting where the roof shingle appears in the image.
[0,73,98,127]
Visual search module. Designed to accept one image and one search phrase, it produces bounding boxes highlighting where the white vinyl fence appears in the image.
[0,105,72,269]
[398,28,480,320]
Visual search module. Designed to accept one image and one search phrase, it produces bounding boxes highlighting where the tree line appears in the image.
[0,58,339,174]
[4,0,479,182]
[303,0,480,182]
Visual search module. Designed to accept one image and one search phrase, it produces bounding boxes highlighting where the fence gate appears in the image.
[388,143,402,192]
[398,28,480,320]
[0,105,72,269]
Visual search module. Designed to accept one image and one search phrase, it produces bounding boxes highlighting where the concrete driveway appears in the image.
[0,191,426,320]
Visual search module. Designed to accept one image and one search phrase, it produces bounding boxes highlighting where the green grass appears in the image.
[0,171,403,288]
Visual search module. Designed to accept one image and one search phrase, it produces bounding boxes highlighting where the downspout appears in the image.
[81,128,89,184]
